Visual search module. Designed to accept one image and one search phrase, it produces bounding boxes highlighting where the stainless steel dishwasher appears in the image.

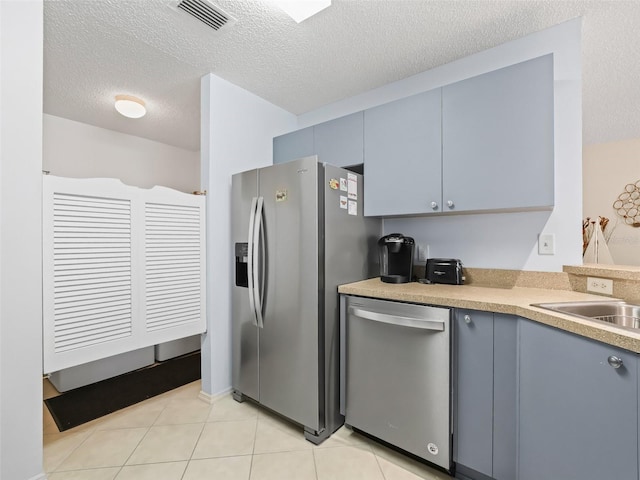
[341,295,452,472]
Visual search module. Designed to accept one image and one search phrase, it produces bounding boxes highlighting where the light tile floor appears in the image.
[43,379,453,480]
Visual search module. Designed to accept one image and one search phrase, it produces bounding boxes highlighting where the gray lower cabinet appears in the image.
[491,315,517,480]
[518,319,638,480]
[454,310,517,480]
[442,54,554,212]
[363,89,442,216]
[454,309,493,477]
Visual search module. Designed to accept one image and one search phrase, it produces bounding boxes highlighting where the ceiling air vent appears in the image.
[174,0,236,31]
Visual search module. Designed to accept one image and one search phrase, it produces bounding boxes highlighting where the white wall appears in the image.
[297,19,583,272]
[0,1,45,479]
[584,138,640,265]
[43,114,200,193]
[200,74,297,395]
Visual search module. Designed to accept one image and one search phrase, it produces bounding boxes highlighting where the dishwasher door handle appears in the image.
[348,307,445,331]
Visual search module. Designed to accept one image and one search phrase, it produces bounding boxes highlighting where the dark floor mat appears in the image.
[44,352,201,432]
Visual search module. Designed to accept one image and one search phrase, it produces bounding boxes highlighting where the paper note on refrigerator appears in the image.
[348,200,357,216]
[347,173,357,200]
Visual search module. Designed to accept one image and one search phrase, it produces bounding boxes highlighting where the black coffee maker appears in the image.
[378,233,415,283]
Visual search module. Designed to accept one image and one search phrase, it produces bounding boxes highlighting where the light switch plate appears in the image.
[538,233,555,255]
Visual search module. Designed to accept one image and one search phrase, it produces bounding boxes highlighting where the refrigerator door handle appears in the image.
[247,197,258,327]
[253,196,265,329]
[348,307,445,331]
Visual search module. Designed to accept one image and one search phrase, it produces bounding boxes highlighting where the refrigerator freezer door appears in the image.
[258,157,321,432]
[231,169,260,402]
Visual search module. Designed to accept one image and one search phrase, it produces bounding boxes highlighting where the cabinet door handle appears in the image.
[607,355,624,369]
[447,200,455,209]
[431,201,439,210]
[464,314,472,324]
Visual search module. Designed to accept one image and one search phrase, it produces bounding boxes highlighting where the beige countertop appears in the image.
[564,263,640,281]
[338,278,640,353]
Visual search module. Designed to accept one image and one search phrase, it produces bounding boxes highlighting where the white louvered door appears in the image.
[43,177,206,373]
[141,188,206,345]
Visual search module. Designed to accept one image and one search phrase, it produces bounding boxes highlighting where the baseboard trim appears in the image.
[198,386,232,404]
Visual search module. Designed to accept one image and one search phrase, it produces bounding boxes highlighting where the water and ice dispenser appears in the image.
[235,243,249,288]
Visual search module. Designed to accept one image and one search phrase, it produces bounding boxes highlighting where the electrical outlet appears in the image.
[417,244,429,262]
[538,233,555,255]
[586,276,614,295]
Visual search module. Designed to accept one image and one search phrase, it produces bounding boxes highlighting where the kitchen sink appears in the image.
[532,301,640,330]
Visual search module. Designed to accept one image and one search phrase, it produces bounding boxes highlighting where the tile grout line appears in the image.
[115,395,175,472]
[372,445,391,480]
[112,424,153,471]
[311,447,320,480]
[150,382,212,474]
[165,386,213,469]
[184,421,208,459]
[247,409,261,480]
[178,417,209,480]
[44,423,95,474]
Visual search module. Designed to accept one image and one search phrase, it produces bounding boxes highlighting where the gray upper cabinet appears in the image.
[273,113,364,167]
[364,89,442,216]
[454,310,518,480]
[518,319,638,480]
[273,126,314,165]
[442,54,554,213]
[314,112,364,168]
[276,55,554,216]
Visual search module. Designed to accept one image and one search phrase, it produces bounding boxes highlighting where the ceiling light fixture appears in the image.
[114,95,146,119]
[273,0,331,23]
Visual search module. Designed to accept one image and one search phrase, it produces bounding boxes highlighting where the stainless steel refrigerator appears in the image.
[231,156,380,444]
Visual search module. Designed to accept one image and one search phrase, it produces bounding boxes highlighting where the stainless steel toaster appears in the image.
[425,258,464,285]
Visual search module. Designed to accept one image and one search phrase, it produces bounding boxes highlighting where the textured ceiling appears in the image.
[44,0,640,152]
